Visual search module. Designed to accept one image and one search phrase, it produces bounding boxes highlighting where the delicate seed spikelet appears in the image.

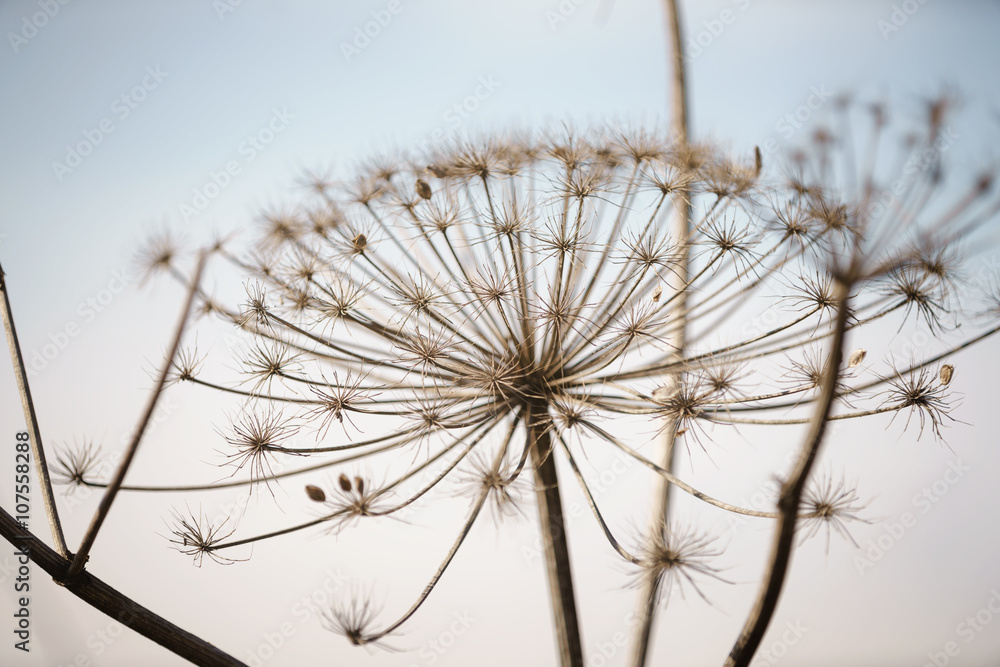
[848,348,867,368]
[753,145,762,178]
[52,441,102,488]
[939,364,954,386]
[306,485,327,502]
[800,472,871,553]
[166,509,244,566]
[426,164,447,178]
[352,233,367,253]
[415,178,433,200]
[338,474,352,492]
[651,284,663,302]
[355,477,365,495]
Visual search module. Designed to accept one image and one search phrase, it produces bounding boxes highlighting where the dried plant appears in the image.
[2,5,999,667]
[121,99,997,665]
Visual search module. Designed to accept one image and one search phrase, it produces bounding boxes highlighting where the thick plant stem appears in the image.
[0,505,246,666]
[663,0,689,143]
[725,278,853,667]
[628,1,691,664]
[0,264,71,558]
[529,404,584,667]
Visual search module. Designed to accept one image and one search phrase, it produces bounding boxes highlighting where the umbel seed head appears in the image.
[153,108,1000,648]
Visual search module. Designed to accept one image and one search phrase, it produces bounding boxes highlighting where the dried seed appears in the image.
[338,474,352,492]
[651,284,663,302]
[415,179,433,200]
[939,364,954,386]
[305,485,326,502]
[352,233,367,253]
[355,477,365,495]
[426,165,447,178]
[848,348,867,368]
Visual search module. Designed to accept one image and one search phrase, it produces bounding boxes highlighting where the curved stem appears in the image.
[725,278,853,667]
[557,431,640,563]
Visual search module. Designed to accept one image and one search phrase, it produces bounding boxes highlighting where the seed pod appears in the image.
[651,284,663,302]
[848,348,867,368]
[305,485,326,502]
[939,364,954,386]
[338,474,352,492]
[426,164,447,178]
[415,179,433,200]
[355,477,365,495]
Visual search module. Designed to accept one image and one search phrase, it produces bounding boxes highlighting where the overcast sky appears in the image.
[2,1,1000,666]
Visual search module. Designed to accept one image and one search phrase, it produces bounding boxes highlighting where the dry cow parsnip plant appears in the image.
[121,103,1000,665]
[2,4,999,667]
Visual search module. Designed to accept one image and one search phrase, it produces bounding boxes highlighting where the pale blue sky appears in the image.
[2,1,1000,666]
